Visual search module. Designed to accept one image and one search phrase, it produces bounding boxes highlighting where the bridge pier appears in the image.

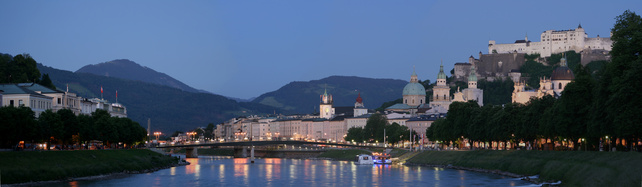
[251,146,255,163]
[186,148,198,158]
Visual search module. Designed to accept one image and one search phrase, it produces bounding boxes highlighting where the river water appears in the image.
[58,156,532,187]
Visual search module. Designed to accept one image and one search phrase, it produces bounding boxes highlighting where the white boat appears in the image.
[355,154,374,165]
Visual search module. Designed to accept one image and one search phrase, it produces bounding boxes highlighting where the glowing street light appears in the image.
[154,132,162,141]
[187,132,196,141]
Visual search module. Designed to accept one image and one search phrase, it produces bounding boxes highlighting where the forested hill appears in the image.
[38,64,283,133]
[76,59,207,93]
[252,76,407,114]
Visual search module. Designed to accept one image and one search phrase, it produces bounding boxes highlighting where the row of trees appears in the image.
[344,113,418,146]
[0,106,147,149]
[427,10,642,151]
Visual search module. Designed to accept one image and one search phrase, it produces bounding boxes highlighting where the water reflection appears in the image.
[63,157,531,187]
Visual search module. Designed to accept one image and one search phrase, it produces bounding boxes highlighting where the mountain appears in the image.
[76,59,204,93]
[252,76,408,114]
[38,64,283,133]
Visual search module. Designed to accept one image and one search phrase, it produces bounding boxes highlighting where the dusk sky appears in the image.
[1,1,640,99]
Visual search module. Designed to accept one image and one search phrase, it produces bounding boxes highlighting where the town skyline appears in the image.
[1,1,640,99]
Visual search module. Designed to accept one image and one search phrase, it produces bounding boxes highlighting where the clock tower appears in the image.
[320,89,335,119]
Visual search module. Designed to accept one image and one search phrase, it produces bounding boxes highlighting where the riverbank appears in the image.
[405,150,642,186]
[0,149,181,185]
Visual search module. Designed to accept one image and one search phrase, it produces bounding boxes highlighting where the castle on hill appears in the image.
[488,24,612,58]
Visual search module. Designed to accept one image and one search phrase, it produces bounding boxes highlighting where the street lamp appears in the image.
[154,132,161,141]
[605,136,610,152]
[187,132,196,142]
[581,138,586,151]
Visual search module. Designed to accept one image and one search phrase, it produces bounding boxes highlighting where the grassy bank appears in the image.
[0,149,178,184]
[407,150,642,186]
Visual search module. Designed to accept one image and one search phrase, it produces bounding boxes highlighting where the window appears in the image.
[552,84,554,89]
[9,100,14,107]
[57,98,61,104]
[559,83,562,90]
[19,100,24,107]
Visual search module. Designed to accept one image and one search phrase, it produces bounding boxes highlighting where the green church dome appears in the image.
[403,82,426,96]
[437,63,447,80]
[468,66,477,82]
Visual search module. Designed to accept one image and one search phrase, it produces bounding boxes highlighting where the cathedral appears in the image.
[512,57,575,104]
[387,62,484,115]
[385,69,426,115]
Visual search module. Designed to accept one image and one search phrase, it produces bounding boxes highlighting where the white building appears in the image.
[0,84,53,117]
[89,98,127,118]
[489,25,612,57]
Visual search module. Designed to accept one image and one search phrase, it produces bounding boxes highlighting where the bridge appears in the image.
[156,140,386,159]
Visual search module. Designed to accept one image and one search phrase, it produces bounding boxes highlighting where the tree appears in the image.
[0,106,37,148]
[38,110,64,147]
[344,127,364,143]
[77,114,97,142]
[518,95,555,148]
[10,54,40,83]
[39,74,56,90]
[597,10,642,150]
[554,65,594,150]
[363,113,388,142]
[205,123,215,139]
[58,109,79,144]
[386,122,406,146]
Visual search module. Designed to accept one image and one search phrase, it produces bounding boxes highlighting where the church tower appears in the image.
[433,62,450,102]
[468,65,477,89]
[353,92,368,117]
[320,89,335,119]
[429,61,452,113]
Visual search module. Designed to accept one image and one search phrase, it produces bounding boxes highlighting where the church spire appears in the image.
[410,65,418,83]
[437,60,447,80]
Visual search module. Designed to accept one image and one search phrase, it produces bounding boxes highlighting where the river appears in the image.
[56,156,532,187]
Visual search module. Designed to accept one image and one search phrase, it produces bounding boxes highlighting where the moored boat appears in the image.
[355,154,374,165]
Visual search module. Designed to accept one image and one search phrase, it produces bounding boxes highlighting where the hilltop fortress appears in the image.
[488,24,612,57]
[453,25,611,82]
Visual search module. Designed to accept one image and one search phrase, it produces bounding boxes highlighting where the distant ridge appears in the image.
[76,59,204,93]
[39,63,283,133]
[252,76,407,114]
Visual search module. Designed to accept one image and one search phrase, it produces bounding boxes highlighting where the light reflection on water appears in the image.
[60,156,532,187]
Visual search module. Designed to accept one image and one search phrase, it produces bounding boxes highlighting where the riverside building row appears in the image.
[213,66,461,143]
[0,83,126,118]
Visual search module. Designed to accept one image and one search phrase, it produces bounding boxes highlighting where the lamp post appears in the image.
[606,136,610,152]
[154,132,161,141]
[581,138,586,151]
